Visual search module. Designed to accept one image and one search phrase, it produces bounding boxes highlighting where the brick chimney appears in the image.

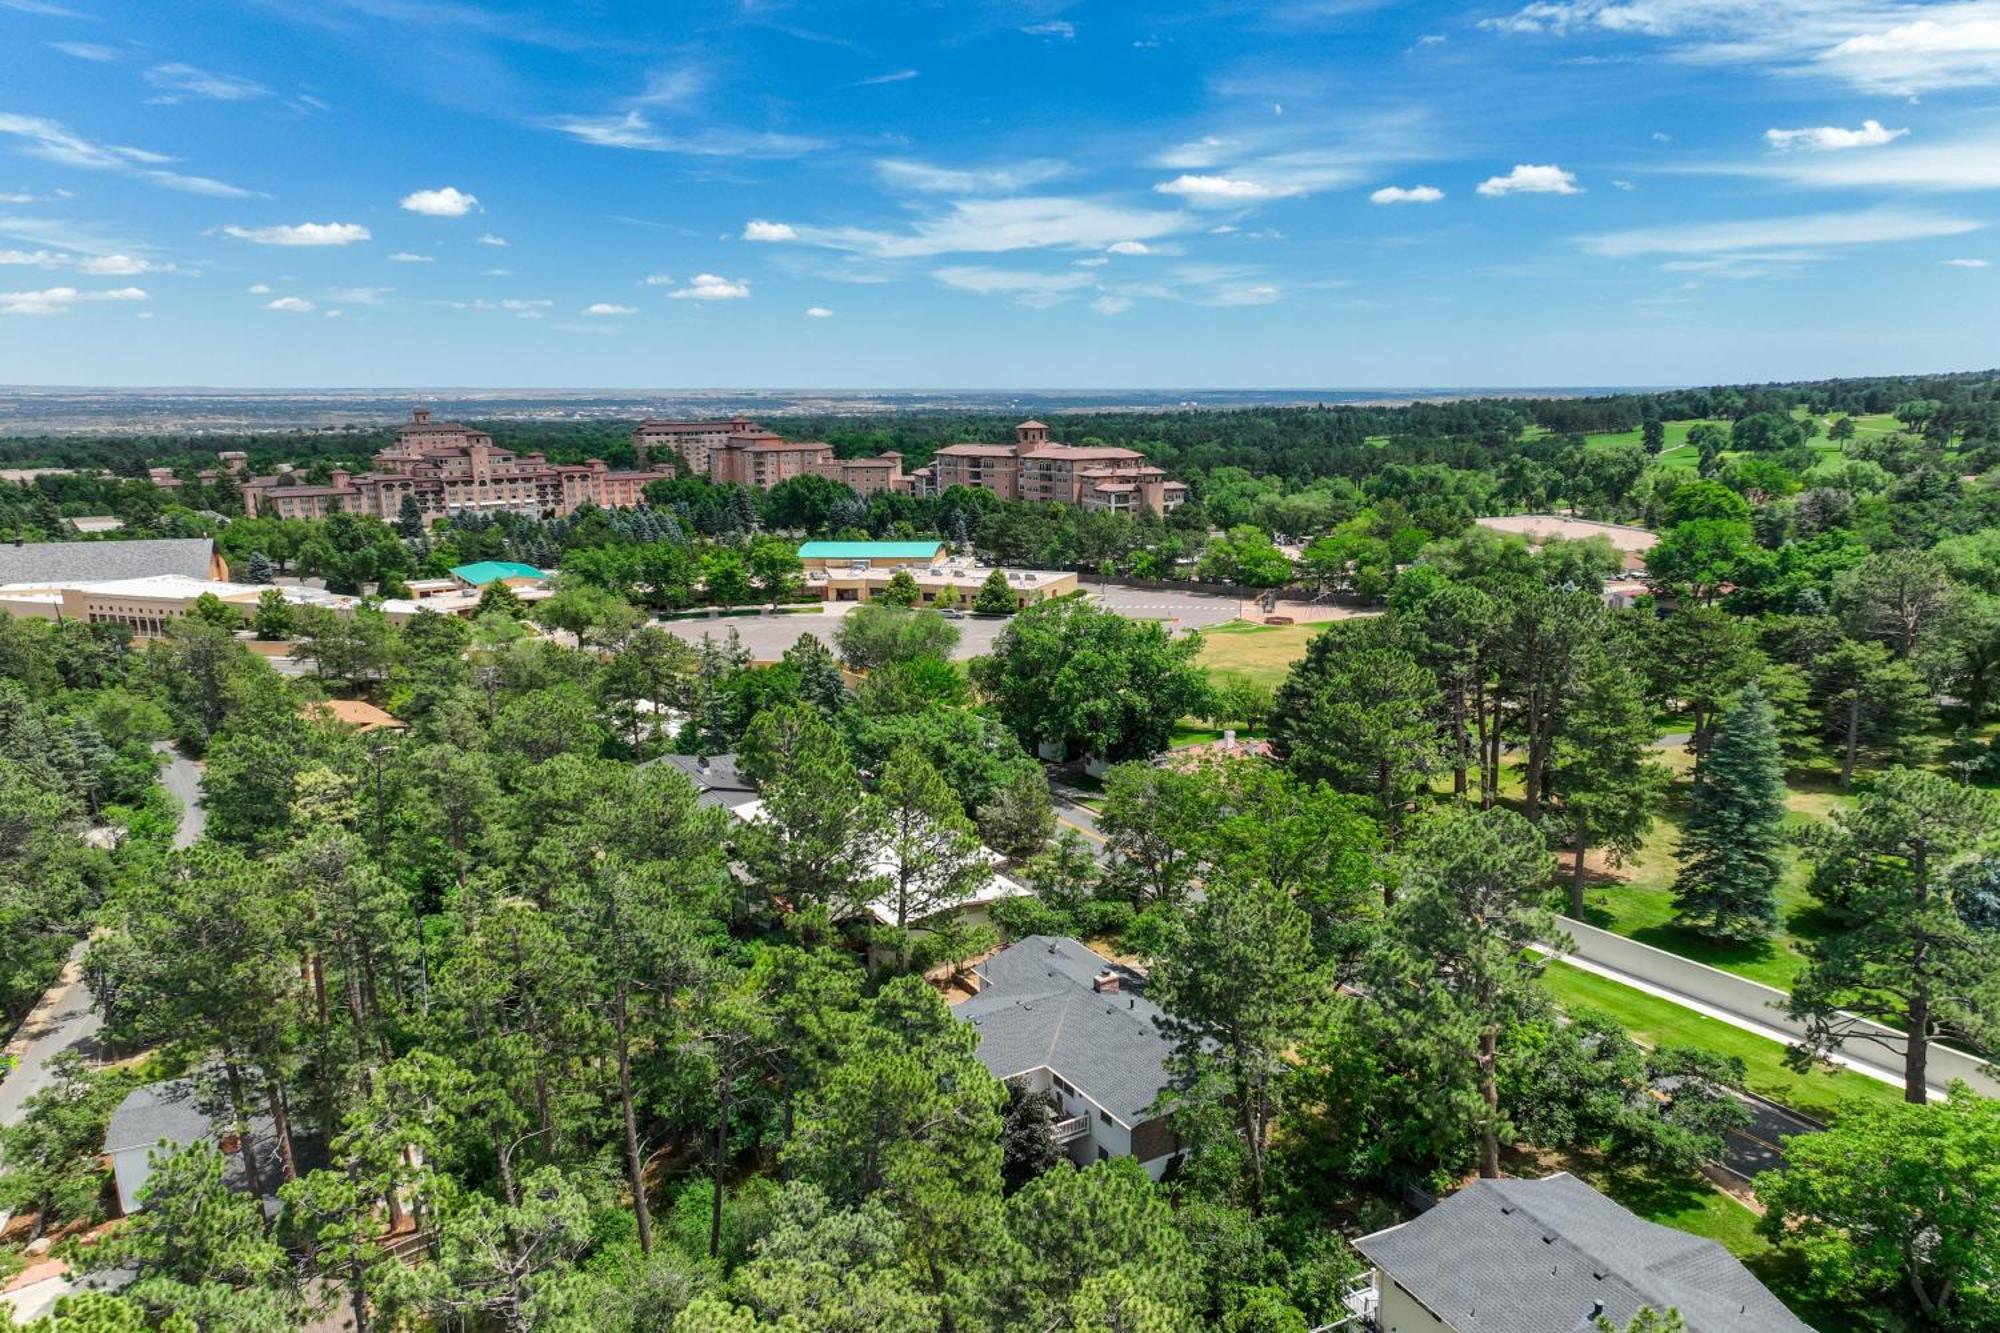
[1093,970,1120,994]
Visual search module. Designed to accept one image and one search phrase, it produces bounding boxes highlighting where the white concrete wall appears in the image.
[1557,916,2000,1098]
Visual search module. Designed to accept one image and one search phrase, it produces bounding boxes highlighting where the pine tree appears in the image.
[1550,647,1669,918]
[244,550,276,585]
[1671,685,1786,940]
[397,494,425,540]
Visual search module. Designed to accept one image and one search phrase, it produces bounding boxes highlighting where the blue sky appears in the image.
[2,0,1997,389]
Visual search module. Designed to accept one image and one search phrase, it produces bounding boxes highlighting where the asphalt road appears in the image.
[1718,1091,1822,1181]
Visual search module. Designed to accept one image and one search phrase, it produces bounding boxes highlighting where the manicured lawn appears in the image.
[1578,418,1730,454]
[1536,960,1906,1122]
[1574,765,1854,992]
[1196,619,1327,693]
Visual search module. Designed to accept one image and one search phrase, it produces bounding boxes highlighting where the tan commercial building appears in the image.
[631,416,756,474]
[242,409,677,522]
[796,540,1075,608]
[913,421,1186,516]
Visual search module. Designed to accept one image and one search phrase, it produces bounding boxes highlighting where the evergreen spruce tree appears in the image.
[396,494,425,540]
[1671,684,1786,940]
[244,550,275,585]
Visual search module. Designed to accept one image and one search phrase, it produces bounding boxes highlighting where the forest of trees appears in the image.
[2,370,1999,1330]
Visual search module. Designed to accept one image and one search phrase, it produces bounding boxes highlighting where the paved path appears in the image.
[152,740,206,848]
[1048,781,1111,863]
[0,944,101,1132]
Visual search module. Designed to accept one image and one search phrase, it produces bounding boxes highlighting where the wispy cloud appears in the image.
[400,186,479,216]
[932,265,1097,307]
[1477,163,1580,196]
[0,113,258,197]
[1944,256,1991,267]
[389,251,434,262]
[735,196,1193,259]
[855,69,920,86]
[477,232,507,246]
[541,111,821,158]
[1692,132,2000,192]
[52,41,121,61]
[1022,19,1076,38]
[265,295,316,312]
[1154,174,1290,202]
[0,248,157,274]
[583,301,636,315]
[874,158,1068,194]
[1579,205,1983,258]
[222,221,371,246]
[1765,119,1906,151]
[805,305,833,317]
[669,273,749,300]
[326,285,391,305]
[143,63,270,103]
[1484,0,2000,94]
[0,285,147,316]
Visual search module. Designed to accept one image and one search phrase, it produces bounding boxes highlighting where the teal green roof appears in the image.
[798,540,945,560]
[451,560,546,586]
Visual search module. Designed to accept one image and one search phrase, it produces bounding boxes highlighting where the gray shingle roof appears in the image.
[105,1078,284,1202]
[0,538,217,585]
[648,752,759,812]
[1354,1172,1815,1333]
[956,935,1175,1124]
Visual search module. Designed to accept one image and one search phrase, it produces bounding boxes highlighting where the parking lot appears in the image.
[649,583,1252,663]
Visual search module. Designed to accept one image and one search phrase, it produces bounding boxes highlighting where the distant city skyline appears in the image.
[2,1,1996,388]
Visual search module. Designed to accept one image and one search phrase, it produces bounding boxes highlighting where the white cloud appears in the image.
[641,272,674,285]
[0,112,258,198]
[1074,256,1109,267]
[479,268,513,277]
[1107,240,1151,255]
[477,233,508,247]
[1091,294,1133,314]
[742,220,798,242]
[1153,173,1285,201]
[933,266,1106,307]
[1765,119,1907,151]
[1944,256,1991,267]
[1484,0,2000,94]
[144,63,269,103]
[324,309,344,318]
[1157,135,1236,170]
[247,283,271,294]
[1477,163,1580,196]
[400,186,480,217]
[1022,19,1076,38]
[805,306,833,317]
[223,221,371,246]
[542,111,822,158]
[389,251,434,263]
[1371,184,1445,204]
[670,273,750,300]
[1579,205,1983,257]
[76,253,151,274]
[0,249,154,275]
[583,302,637,315]
[875,159,1069,194]
[856,69,920,85]
[1205,283,1281,306]
[265,296,316,312]
[326,286,391,305]
[1698,132,2000,191]
[0,285,146,316]
[1612,178,1637,190]
[760,196,1192,259]
[52,42,121,61]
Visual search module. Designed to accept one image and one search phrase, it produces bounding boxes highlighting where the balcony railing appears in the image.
[1051,1115,1090,1144]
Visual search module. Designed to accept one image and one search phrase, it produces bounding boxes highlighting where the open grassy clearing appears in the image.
[1575,766,1854,992]
[1196,619,1327,694]
[1537,959,1905,1122]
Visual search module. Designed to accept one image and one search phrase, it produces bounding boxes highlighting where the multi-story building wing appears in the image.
[243,409,676,521]
[630,416,756,474]
[912,421,1185,516]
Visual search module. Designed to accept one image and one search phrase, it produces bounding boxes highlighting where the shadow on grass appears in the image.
[1626,922,1788,975]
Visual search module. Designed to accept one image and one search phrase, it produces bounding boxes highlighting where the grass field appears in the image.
[1196,620,1326,693]
[1537,960,1904,1121]
[1575,768,1854,991]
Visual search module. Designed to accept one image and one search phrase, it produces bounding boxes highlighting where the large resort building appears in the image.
[244,409,679,522]
[632,416,1185,515]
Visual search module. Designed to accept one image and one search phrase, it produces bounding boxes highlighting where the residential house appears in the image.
[104,1078,284,1217]
[1352,1171,1816,1333]
[954,935,1183,1179]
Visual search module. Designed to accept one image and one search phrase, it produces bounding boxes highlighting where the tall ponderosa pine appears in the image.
[1550,646,1668,918]
[1671,685,1787,940]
